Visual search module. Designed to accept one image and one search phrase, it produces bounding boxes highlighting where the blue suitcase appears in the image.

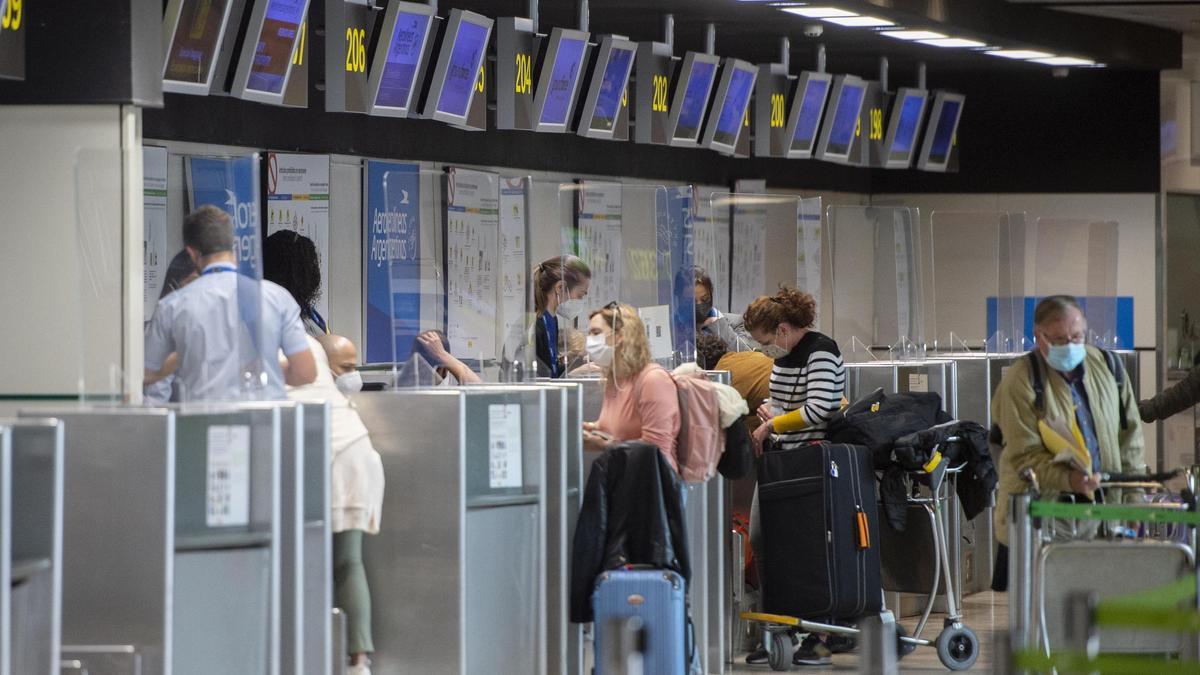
[592,568,689,675]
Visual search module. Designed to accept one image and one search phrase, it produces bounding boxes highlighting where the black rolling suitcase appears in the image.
[757,441,882,620]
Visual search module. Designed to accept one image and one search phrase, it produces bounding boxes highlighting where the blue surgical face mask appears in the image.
[1046,342,1086,372]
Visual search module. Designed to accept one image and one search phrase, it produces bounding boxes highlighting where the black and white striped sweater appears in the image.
[769,330,846,448]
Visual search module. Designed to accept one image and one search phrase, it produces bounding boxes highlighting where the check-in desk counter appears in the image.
[28,405,284,675]
[352,388,547,675]
[0,418,63,675]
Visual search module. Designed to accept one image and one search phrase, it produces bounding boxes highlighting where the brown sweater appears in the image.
[716,351,774,430]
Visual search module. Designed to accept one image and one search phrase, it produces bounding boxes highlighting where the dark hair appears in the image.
[743,286,817,333]
[413,329,450,366]
[263,230,321,312]
[696,334,730,370]
[1034,295,1082,327]
[694,266,714,301]
[159,249,197,299]
[533,255,591,312]
[183,205,234,256]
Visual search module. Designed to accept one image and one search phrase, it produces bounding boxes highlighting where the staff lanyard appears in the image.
[202,264,236,276]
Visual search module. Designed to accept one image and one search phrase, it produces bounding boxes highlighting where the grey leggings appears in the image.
[333,530,374,655]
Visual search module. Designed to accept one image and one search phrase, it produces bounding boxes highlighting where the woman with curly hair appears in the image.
[263,230,328,337]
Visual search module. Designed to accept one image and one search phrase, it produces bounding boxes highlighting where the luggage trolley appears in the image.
[741,441,980,671]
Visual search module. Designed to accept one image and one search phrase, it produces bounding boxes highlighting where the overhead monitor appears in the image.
[784,71,832,159]
[701,58,757,154]
[364,1,435,116]
[667,52,721,147]
[231,0,311,104]
[814,74,867,164]
[531,27,591,133]
[916,91,964,172]
[577,35,637,140]
[422,9,493,126]
[881,87,928,169]
[162,0,240,95]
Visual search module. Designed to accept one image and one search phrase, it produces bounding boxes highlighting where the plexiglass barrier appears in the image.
[1034,217,1122,348]
[704,191,824,352]
[929,211,1032,353]
[828,205,924,361]
[535,182,694,377]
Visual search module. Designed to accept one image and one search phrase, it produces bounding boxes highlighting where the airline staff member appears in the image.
[144,205,316,400]
[531,255,592,377]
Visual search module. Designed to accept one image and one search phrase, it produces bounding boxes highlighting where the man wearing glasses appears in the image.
[992,295,1146,550]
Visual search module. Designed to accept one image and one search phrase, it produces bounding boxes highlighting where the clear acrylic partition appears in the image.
[1034,217,1122,348]
[144,153,267,404]
[997,212,1034,353]
[704,192,824,353]
[74,147,127,403]
[536,182,694,376]
[828,205,924,362]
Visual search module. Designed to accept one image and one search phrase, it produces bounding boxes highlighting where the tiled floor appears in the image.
[730,592,1007,674]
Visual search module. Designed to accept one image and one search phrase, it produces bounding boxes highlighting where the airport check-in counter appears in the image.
[352,388,547,675]
[28,404,285,675]
[0,419,63,675]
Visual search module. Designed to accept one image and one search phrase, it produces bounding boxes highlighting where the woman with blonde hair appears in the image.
[581,303,682,471]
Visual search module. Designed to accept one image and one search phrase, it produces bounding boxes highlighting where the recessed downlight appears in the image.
[880,30,948,41]
[1030,56,1097,67]
[918,37,988,49]
[985,49,1054,60]
[782,6,858,18]
[825,15,895,27]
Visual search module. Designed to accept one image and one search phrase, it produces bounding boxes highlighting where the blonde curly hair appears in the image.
[590,303,652,384]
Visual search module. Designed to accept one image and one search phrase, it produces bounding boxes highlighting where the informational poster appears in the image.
[639,304,674,361]
[364,161,422,364]
[499,176,529,360]
[143,146,169,319]
[694,186,731,310]
[488,403,523,488]
[575,181,622,311]
[445,167,500,360]
[730,179,767,315]
[186,155,262,278]
[205,425,251,527]
[796,198,823,328]
[266,153,331,321]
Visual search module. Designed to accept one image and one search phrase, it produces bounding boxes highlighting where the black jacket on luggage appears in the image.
[824,388,952,467]
[757,442,883,621]
[887,420,998,530]
[570,442,691,623]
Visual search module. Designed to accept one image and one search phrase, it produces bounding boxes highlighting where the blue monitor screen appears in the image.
[673,61,717,141]
[539,37,588,126]
[589,46,635,131]
[245,0,307,94]
[374,11,431,109]
[436,20,489,117]
[791,78,829,149]
[712,67,755,146]
[889,94,925,157]
[929,100,961,163]
[826,83,864,156]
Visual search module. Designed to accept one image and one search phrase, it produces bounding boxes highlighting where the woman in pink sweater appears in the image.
[582,303,682,471]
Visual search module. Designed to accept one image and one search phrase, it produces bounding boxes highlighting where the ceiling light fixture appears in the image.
[825,15,895,27]
[1030,56,1096,67]
[879,30,947,41]
[985,49,1054,60]
[918,37,988,49]
[782,7,858,18]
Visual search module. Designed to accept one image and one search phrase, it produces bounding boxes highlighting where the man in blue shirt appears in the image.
[144,205,316,401]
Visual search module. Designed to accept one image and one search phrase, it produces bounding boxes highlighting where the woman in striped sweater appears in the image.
[741,286,848,666]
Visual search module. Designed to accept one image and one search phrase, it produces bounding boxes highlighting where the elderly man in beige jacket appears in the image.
[992,295,1146,548]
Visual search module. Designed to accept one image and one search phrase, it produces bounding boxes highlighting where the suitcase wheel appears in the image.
[768,631,791,672]
[935,624,979,671]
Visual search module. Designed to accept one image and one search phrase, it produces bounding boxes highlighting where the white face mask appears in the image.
[335,370,363,394]
[760,329,791,359]
[586,333,614,367]
[557,297,585,321]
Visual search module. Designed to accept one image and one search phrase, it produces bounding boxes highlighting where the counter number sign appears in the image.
[0,0,24,81]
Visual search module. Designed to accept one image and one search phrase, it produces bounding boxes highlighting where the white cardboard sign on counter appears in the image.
[206,425,251,527]
[639,304,674,360]
[488,403,523,488]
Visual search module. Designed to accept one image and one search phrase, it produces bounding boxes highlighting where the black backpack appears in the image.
[988,349,1129,452]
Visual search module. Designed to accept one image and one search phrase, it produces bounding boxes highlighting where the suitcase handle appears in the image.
[856,509,871,550]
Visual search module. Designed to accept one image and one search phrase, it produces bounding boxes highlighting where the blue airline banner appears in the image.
[186,155,261,278]
[986,296,1134,350]
[657,186,696,355]
[364,161,422,364]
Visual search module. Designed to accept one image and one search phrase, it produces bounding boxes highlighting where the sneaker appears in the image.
[826,632,857,654]
[744,646,769,664]
[792,634,832,666]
